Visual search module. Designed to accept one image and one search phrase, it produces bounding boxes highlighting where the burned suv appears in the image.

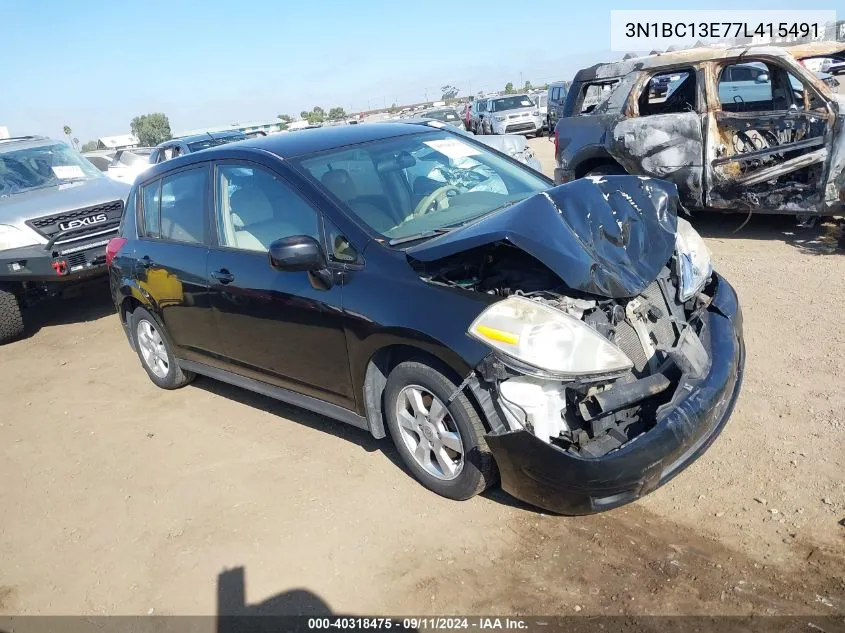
[0,136,129,342]
[553,43,845,218]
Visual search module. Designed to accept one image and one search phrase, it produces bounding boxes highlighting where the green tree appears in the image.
[277,114,293,123]
[440,85,459,101]
[327,106,347,120]
[62,125,72,145]
[504,82,514,94]
[81,140,98,152]
[523,80,532,92]
[304,106,325,125]
[130,113,172,147]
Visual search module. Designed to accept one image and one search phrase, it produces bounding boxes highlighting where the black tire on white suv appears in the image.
[0,289,24,344]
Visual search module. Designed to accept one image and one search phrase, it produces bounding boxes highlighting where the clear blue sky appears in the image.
[1,0,838,143]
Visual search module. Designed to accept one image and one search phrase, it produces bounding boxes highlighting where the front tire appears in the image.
[384,360,497,500]
[129,307,194,389]
[0,289,24,344]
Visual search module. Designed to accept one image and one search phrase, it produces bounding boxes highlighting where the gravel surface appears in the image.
[0,138,842,616]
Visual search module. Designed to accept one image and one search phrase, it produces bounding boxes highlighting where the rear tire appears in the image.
[129,307,194,389]
[384,360,497,501]
[584,163,626,177]
[0,289,24,344]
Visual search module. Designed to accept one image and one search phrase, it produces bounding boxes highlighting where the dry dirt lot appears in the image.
[0,138,843,618]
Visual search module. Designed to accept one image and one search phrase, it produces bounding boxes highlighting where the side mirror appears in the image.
[755,73,769,83]
[268,235,326,272]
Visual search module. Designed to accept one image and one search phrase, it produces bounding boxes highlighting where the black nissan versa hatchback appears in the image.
[107,121,744,514]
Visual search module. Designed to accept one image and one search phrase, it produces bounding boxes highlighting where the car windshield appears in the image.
[186,135,244,152]
[0,142,103,196]
[491,96,534,112]
[112,149,152,167]
[294,130,549,242]
[424,110,459,122]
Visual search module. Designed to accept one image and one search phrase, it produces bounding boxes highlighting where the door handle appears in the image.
[138,256,153,268]
[211,269,235,284]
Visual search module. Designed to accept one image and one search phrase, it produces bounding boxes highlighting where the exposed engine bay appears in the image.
[414,243,713,458]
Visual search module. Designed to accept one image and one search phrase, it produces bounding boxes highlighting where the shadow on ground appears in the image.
[216,566,418,632]
[189,377,407,473]
[692,214,845,256]
[17,278,114,340]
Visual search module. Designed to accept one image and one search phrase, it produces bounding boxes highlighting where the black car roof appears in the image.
[139,122,439,182]
[159,131,245,147]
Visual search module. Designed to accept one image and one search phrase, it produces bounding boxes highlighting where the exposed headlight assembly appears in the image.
[675,218,712,301]
[494,115,505,122]
[468,296,633,380]
[0,225,39,252]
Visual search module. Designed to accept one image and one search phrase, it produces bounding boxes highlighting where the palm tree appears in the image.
[63,125,72,146]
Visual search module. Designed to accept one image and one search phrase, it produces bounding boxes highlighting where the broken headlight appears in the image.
[675,218,712,302]
[468,296,633,379]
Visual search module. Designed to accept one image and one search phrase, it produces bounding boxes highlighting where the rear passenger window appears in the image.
[578,80,620,114]
[637,69,696,116]
[141,179,161,238]
[159,168,207,244]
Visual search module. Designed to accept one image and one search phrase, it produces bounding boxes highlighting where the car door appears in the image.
[206,159,354,409]
[135,164,222,363]
[704,58,834,212]
[607,68,705,207]
[548,86,561,129]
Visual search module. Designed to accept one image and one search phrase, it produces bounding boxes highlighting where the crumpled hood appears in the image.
[406,175,680,298]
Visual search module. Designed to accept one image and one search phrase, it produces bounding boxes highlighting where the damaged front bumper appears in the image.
[482,273,744,515]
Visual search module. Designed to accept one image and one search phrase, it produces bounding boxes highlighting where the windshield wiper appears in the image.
[388,227,452,246]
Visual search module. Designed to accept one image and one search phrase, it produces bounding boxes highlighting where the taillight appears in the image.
[554,127,559,156]
[105,237,127,267]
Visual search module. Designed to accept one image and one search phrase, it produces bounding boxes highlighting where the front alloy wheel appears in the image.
[384,360,497,500]
[395,385,464,480]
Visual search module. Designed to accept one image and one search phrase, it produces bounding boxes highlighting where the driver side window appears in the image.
[214,163,318,253]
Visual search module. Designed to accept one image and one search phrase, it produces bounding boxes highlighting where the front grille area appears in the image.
[612,276,685,377]
[27,200,123,240]
[505,122,535,133]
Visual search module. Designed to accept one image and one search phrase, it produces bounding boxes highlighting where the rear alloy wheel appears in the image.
[130,307,194,389]
[0,289,24,344]
[385,360,497,500]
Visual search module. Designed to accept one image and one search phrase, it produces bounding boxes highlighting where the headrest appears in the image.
[320,169,357,201]
[229,187,274,225]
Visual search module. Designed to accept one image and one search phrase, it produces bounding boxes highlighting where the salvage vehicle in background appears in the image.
[149,130,248,164]
[418,108,464,128]
[469,99,489,134]
[107,121,743,514]
[105,147,154,184]
[545,80,571,134]
[553,43,845,218]
[479,95,543,136]
[396,118,543,171]
[0,136,129,342]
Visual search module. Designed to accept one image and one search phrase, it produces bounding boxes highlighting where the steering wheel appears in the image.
[412,184,461,217]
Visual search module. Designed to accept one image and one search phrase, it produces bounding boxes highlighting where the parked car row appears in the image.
[464,83,571,138]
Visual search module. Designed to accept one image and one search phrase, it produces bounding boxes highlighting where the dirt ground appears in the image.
[0,138,843,618]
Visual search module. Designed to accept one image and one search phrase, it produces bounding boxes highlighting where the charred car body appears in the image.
[553,43,845,217]
[0,136,129,343]
[108,122,743,514]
